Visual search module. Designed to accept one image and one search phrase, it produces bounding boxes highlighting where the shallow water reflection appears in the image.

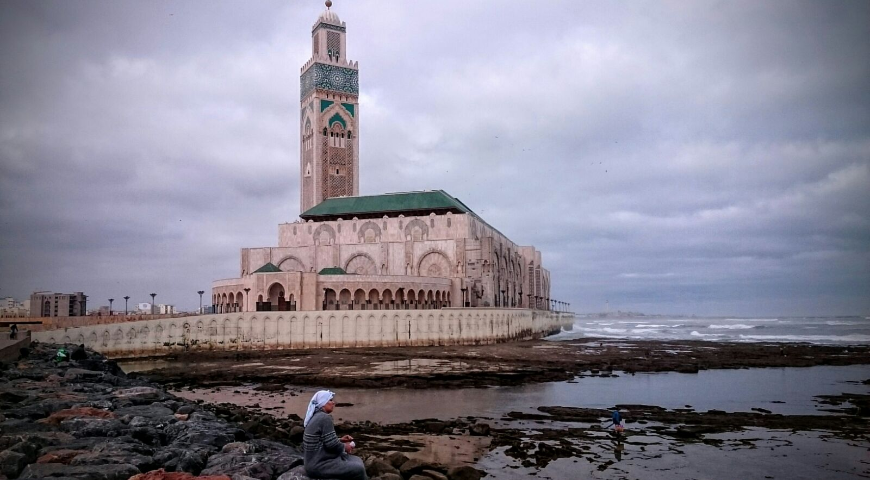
[174,365,869,424]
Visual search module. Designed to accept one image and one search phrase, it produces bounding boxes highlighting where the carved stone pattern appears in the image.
[345,254,376,275]
[418,251,451,279]
[300,63,359,100]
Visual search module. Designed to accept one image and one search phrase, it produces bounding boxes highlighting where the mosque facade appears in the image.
[212,3,554,314]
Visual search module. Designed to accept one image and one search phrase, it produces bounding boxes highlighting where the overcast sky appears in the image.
[1,0,868,316]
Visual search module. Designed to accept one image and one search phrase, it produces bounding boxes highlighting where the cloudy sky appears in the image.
[1,0,868,316]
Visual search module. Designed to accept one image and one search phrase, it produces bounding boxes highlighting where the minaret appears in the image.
[300,0,360,213]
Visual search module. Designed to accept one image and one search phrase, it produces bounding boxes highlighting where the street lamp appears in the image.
[197,290,205,314]
[108,298,114,316]
[243,288,250,312]
[150,293,156,315]
[123,296,130,315]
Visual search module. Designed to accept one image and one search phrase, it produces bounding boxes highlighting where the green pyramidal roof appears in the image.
[318,267,348,275]
[253,262,282,273]
[300,190,474,220]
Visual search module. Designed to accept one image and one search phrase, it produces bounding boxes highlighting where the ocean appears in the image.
[549,315,870,344]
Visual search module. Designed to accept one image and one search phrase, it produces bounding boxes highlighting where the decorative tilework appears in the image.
[341,103,355,117]
[300,63,359,100]
[320,99,334,112]
[313,22,346,34]
[329,113,346,129]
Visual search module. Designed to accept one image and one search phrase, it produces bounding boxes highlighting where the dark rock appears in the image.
[36,449,90,464]
[113,387,165,405]
[18,462,140,480]
[446,465,483,480]
[289,426,304,443]
[60,417,126,438]
[469,423,490,436]
[176,405,195,415]
[153,444,213,475]
[275,465,311,480]
[0,449,27,478]
[365,457,400,478]
[130,469,231,480]
[424,422,447,434]
[41,407,118,425]
[200,439,302,480]
[371,474,402,480]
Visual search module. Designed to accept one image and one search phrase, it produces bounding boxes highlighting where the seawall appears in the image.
[32,308,574,359]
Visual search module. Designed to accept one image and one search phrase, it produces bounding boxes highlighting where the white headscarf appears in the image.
[304,390,335,427]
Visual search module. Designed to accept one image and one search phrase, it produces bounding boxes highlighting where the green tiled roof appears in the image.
[253,262,282,273]
[318,267,348,275]
[300,190,474,220]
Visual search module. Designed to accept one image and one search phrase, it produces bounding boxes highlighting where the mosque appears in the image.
[211,2,554,314]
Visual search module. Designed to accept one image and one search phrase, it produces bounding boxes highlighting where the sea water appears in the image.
[550,315,870,344]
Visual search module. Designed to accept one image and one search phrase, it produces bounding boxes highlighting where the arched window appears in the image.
[322,128,328,136]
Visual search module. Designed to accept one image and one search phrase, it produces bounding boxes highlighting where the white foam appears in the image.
[690,331,725,337]
[709,324,755,330]
[633,324,668,328]
[723,318,779,322]
[738,334,870,344]
[825,320,860,326]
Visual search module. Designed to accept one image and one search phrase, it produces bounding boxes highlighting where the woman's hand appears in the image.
[344,442,354,453]
[340,435,354,443]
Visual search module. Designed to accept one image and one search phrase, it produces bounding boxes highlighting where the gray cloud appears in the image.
[1,0,868,316]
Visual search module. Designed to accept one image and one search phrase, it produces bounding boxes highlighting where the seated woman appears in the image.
[303,390,367,480]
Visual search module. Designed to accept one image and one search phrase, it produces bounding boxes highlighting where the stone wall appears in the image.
[32,308,574,359]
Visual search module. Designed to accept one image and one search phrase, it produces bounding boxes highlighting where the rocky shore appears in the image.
[0,344,483,480]
[131,339,870,390]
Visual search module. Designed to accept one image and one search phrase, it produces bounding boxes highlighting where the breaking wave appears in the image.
[709,324,756,330]
[738,334,870,344]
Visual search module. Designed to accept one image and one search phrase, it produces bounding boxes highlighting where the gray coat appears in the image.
[303,410,367,480]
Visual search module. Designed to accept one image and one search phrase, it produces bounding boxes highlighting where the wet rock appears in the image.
[446,465,482,480]
[153,444,214,475]
[364,457,400,477]
[469,423,490,436]
[275,465,309,480]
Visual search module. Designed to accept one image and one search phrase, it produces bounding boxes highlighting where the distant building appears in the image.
[0,297,29,318]
[135,303,176,315]
[29,291,87,317]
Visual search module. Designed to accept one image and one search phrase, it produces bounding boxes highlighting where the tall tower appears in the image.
[300,0,360,213]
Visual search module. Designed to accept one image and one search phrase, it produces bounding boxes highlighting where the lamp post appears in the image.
[108,298,114,316]
[123,296,130,315]
[150,293,156,315]
[243,288,250,312]
[197,290,205,314]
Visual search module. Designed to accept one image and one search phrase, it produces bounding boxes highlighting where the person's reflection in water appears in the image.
[614,438,624,462]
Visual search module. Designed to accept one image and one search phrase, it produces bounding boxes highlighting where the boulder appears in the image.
[364,457,400,478]
[384,451,409,469]
[420,470,449,480]
[469,423,490,436]
[130,468,231,480]
[177,405,196,415]
[409,475,432,480]
[446,466,482,480]
[0,450,27,478]
[399,458,433,477]
[36,449,90,464]
[60,417,126,438]
[18,462,140,480]
[40,406,117,425]
[200,439,302,480]
[113,387,164,405]
[371,474,402,480]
